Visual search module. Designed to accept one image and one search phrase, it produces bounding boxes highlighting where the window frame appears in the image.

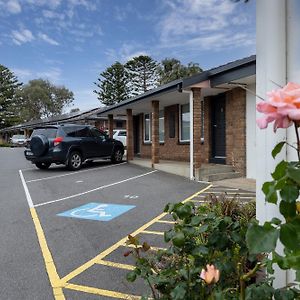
[159,110,165,143]
[179,103,190,143]
[144,113,151,143]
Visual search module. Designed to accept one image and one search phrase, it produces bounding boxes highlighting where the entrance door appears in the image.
[133,115,140,155]
[210,95,226,164]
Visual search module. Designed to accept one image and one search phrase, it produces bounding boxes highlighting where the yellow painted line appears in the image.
[182,184,212,203]
[64,283,141,300]
[60,212,168,283]
[141,230,164,236]
[191,199,207,203]
[156,220,175,224]
[30,208,65,300]
[96,259,135,270]
[61,184,212,284]
[122,244,167,251]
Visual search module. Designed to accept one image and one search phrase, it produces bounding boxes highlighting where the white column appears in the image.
[287,1,300,162]
[286,0,300,284]
[256,0,287,287]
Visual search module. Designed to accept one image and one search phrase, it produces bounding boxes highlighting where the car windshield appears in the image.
[12,135,25,139]
[31,128,57,139]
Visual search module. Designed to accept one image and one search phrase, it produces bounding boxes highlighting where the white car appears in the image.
[113,129,127,146]
[10,134,26,147]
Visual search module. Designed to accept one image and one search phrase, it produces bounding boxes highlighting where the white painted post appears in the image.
[256,0,287,287]
[182,90,194,180]
[286,0,300,284]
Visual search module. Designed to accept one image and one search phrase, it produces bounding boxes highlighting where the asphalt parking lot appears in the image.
[1,147,212,299]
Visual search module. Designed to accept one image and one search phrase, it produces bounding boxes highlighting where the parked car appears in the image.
[24,124,124,170]
[10,134,26,147]
[113,129,127,146]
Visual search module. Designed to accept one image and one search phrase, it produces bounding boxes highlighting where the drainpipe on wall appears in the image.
[182,89,194,180]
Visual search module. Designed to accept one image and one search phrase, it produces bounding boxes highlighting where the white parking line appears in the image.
[26,162,127,183]
[19,170,34,208]
[34,170,158,208]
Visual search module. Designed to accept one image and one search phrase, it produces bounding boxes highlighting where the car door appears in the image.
[90,128,113,157]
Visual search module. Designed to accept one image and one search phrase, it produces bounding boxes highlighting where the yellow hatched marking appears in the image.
[141,230,164,236]
[96,259,135,270]
[191,199,207,203]
[60,212,168,283]
[64,283,141,299]
[61,184,213,285]
[30,208,65,300]
[122,244,167,251]
[156,220,175,224]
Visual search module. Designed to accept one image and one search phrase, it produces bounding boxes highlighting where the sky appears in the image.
[0,0,256,112]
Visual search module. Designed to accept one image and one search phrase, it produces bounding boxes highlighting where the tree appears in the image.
[125,55,159,97]
[70,108,80,113]
[93,62,129,106]
[0,64,22,128]
[158,58,202,85]
[19,79,74,121]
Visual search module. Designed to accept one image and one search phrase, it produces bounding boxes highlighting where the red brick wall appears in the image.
[136,87,246,174]
[139,105,190,161]
[225,88,246,175]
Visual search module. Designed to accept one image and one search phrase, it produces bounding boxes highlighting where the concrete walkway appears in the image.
[213,178,256,193]
[130,158,256,193]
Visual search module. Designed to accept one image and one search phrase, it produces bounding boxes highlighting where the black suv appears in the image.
[24,124,124,170]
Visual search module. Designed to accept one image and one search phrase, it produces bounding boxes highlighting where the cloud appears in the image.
[67,0,97,11]
[26,0,61,9]
[12,67,62,83]
[72,89,100,111]
[38,33,59,45]
[12,68,33,81]
[42,9,65,20]
[11,29,34,45]
[7,0,21,14]
[36,67,62,83]
[157,0,255,53]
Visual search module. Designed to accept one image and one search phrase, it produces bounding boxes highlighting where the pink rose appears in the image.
[256,82,300,131]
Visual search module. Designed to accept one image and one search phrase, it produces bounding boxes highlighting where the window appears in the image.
[180,104,190,142]
[116,120,123,128]
[144,113,151,142]
[118,130,127,137]
[159,110,164,142]
[90,128,107,142]
[31,128,57,138]
[169,111,175,138]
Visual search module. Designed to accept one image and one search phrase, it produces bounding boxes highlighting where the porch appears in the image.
[130,158,242,182]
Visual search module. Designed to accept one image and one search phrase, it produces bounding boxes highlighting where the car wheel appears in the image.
[35,162,51,170]
[111,148,123,164]
[67,151,82,170]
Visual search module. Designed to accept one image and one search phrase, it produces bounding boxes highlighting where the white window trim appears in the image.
[159,110,165,143]
[179,103,190,142]
[144,113,151,143]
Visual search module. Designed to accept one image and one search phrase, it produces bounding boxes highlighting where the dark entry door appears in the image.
[210,95,226,164]
[133,115,140,155]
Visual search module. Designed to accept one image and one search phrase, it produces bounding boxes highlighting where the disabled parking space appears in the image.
[20,161,213,299]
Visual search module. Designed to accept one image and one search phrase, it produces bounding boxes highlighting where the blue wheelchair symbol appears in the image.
[57,202,135,221]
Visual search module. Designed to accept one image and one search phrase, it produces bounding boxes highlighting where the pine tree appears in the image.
[93,62,129,106]
[0,64,22,128]
[125,55,159,97]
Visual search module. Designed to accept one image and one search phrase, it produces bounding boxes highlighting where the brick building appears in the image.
[97,56,256,181]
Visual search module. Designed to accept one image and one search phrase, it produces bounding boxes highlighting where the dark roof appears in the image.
[0,107,104,132]
[97,55,256,116]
